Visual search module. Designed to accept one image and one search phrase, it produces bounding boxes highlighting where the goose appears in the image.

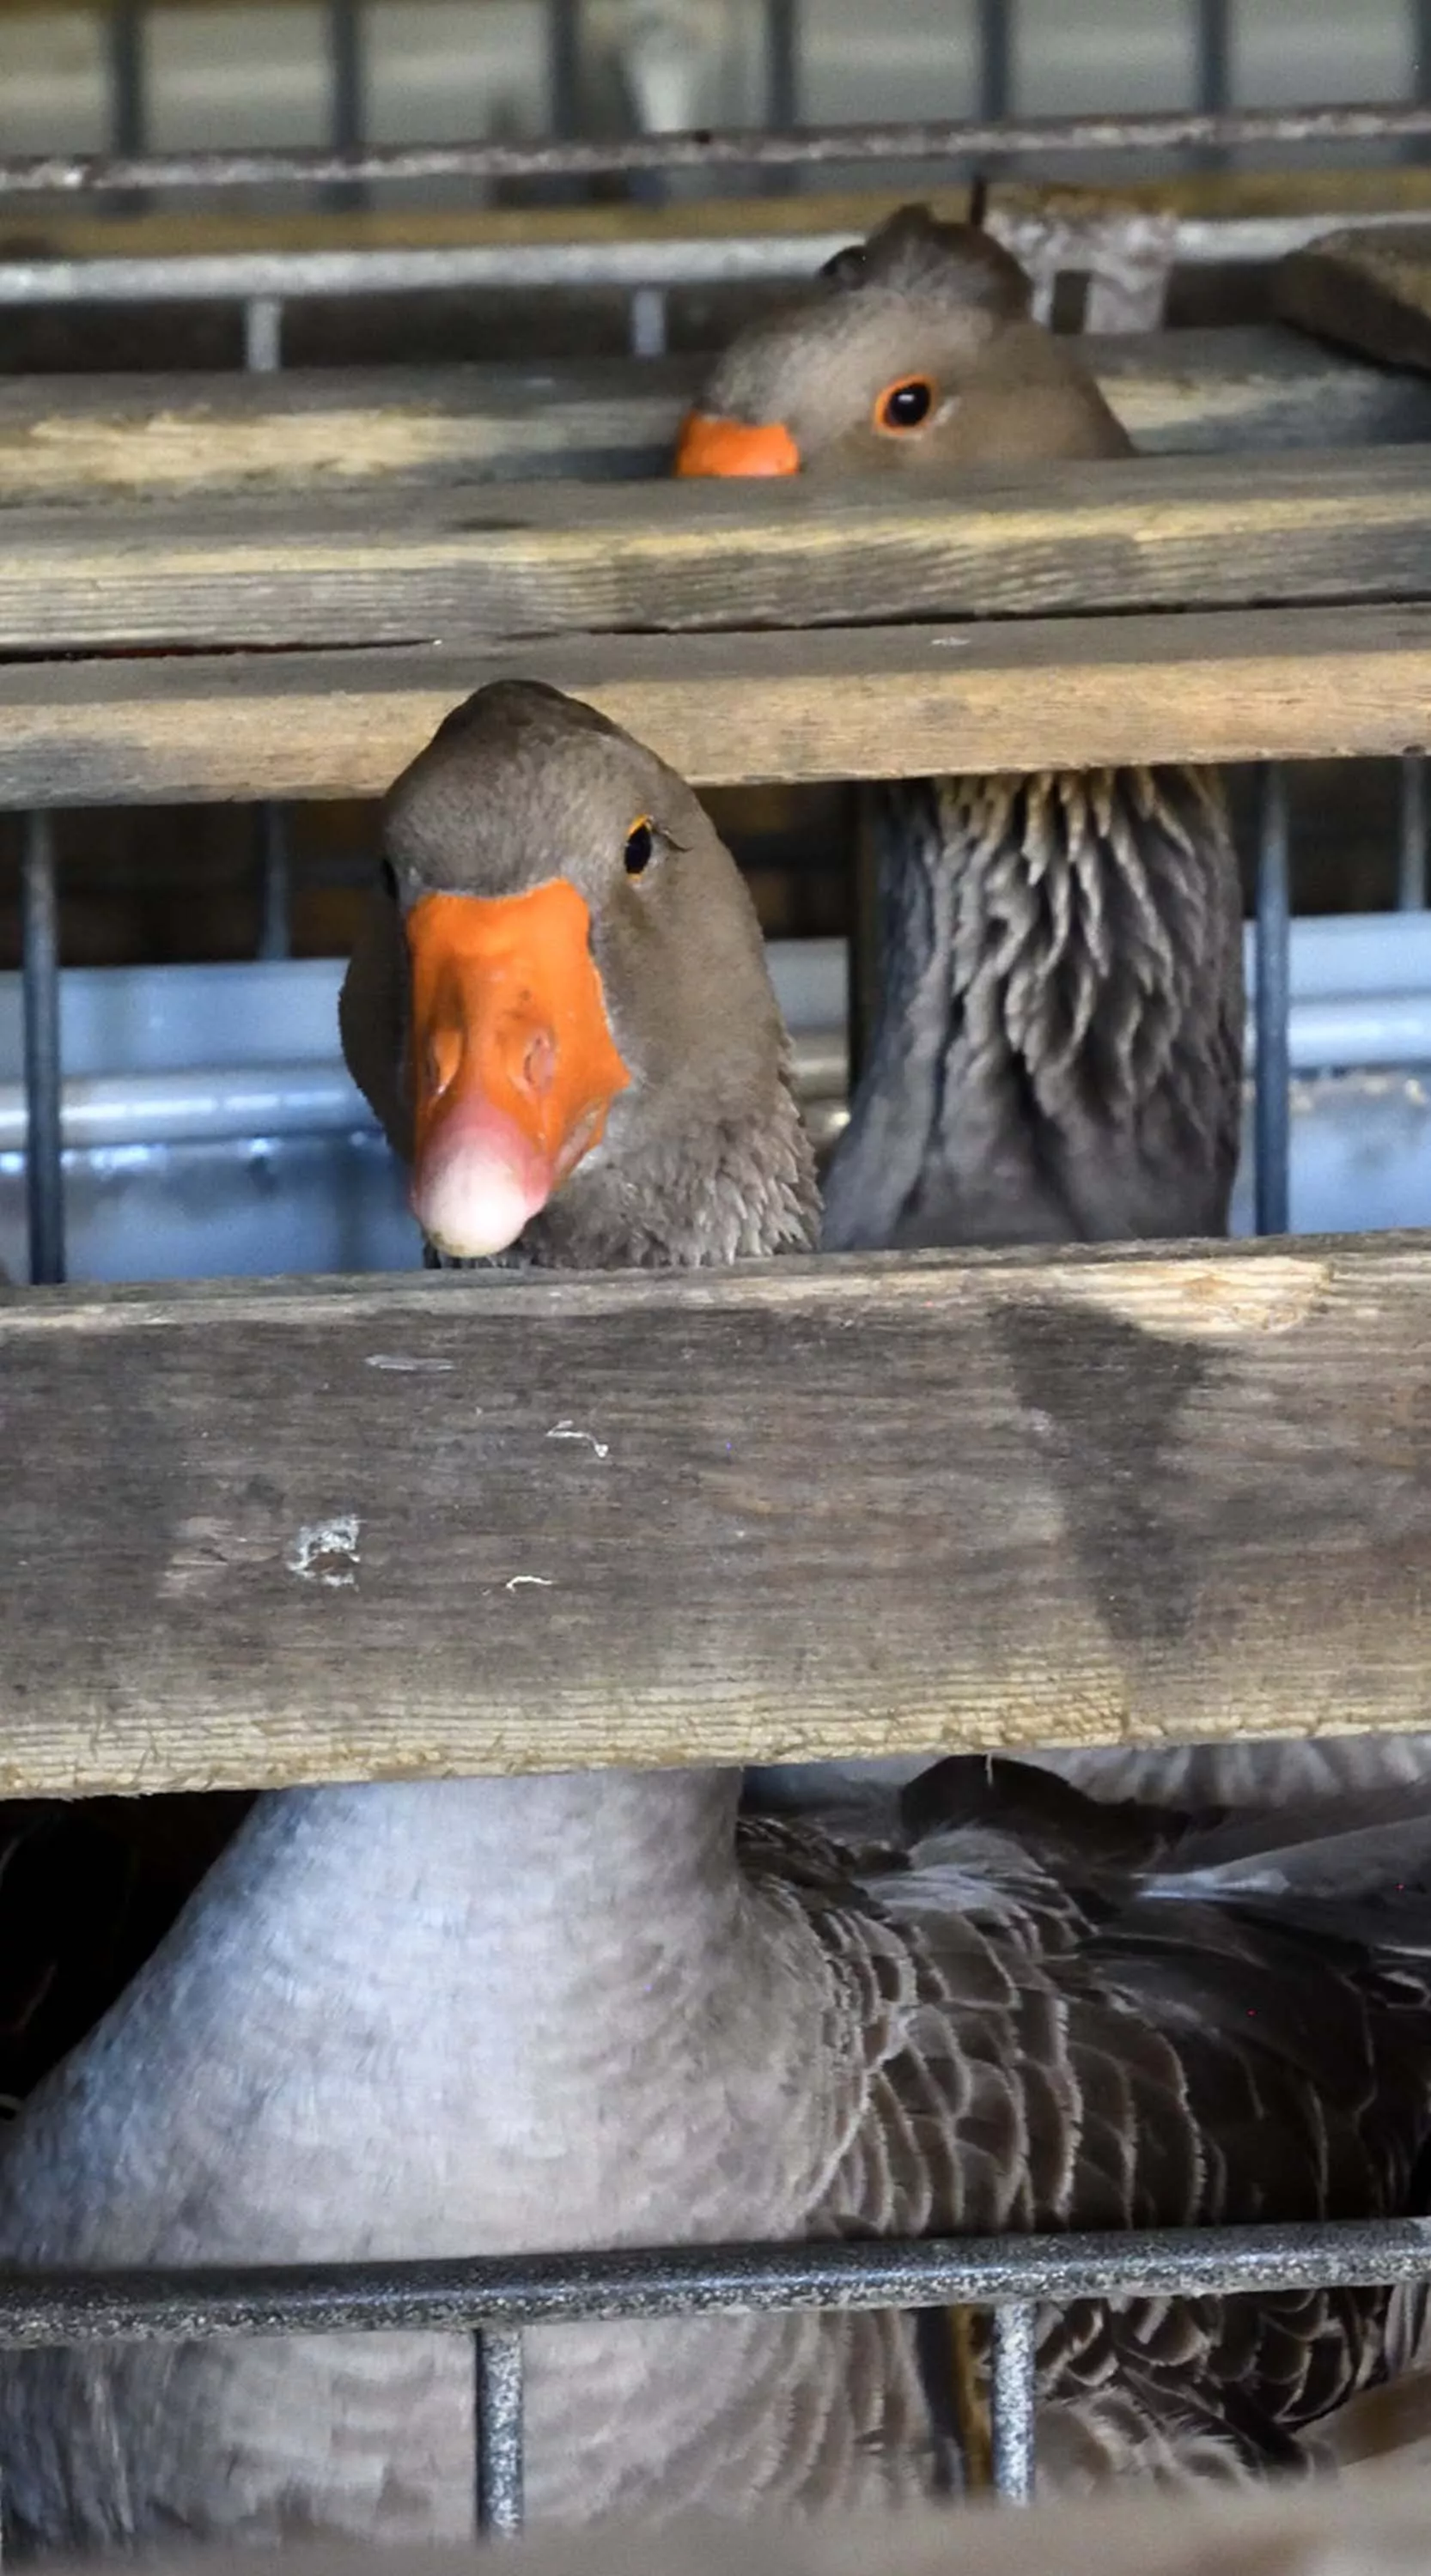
[677,206,1431,1816]
[3,682,1431,2542]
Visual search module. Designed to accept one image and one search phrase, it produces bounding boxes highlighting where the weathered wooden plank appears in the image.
[1276,224,1431,377]
[4,606,1429,805]
[0,447,1427,653]
[0,1236,1426,1797]
[0,331,1425,510]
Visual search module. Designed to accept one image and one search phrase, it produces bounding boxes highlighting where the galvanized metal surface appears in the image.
[19,814,63,1289]
[3,99,1431,197]
[475,2330,524,2539]
[3,2217,1431,2345]
[990,2305,1038,2505]
[1255,767,1292,1238]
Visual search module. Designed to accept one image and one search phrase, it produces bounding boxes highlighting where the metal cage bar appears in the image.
[1399,756,1428,910]
[4,2221,1431,2535]
[7,100,1431,199]
[1255,765,1292,1236]
[474,2330,525,2537]
[19,814,64,1289]
[990,2304,1037,2503]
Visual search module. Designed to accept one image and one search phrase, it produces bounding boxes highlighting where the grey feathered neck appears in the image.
[823,766,1244,1252]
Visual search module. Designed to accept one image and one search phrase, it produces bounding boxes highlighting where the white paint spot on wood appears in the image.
[366,1354,455,1375]
[287,1515,362,1589]
[547,1418,610,1460]
[505,1574,555,1592]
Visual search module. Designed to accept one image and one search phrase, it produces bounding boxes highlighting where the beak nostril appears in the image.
[521,1028,557,1100]
[427,1029,462,1102]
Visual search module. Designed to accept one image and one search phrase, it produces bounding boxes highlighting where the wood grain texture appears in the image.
[0,331,1424,510]
[0,1235,1427,1797]
[1276,224,1431,376]
[0,447,1426,653]
[3,606,1428,805]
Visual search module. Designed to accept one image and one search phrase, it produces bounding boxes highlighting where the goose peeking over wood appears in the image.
[4,684,1431,2544]
[675,206,1245,1254]
[678,211,1431,1814]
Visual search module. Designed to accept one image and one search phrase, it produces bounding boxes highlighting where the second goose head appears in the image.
[675,203,1131,479]
[340,678,817,1272]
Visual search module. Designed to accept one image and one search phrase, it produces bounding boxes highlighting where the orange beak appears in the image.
[674,412,801,477]
[405,881,630,1261]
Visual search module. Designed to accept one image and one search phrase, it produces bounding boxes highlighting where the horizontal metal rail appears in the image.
[2,99,1431,201]
[1,2220,1428,2531]
[2,2218,1430,2344]
[0,204,1392,310]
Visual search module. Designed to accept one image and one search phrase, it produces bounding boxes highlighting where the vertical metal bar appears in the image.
[243,296,283,374]
[628,287,667,357]
[256,805,293,962]
[1193,0,1231,169]
[548,0,582,138]
[474,2330,524,2537]
[1413,1,1431,133]
[1255,763,1292,1238]
[21,814,65,1289]
[766,0,798,126]
[243,295,290,956]
[977,0,1012,122]
[990,2303,1037,2503]
[326,0,365,211]
[1399,755,1428,908]
[108,0,146,155]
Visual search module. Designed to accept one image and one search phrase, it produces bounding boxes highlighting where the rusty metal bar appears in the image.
[4,100,1431,199]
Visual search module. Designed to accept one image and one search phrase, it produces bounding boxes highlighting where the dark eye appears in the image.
[876,376,935,434]
[379,857,399,901]
[624,817,655,878]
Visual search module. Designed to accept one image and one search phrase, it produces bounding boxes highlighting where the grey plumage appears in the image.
[680,208,1431,1814]
[3,687,1431,2545]
[821,767,1242,1253]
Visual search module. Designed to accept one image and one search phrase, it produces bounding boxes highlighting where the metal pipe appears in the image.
[107,2,146,158]
[1255,764,1292,1236]
[242,294,283,373]
[475,2332,525,2537]
[19,814,64,1288]
[6,100,1431,198]
[2,2218,1431,2347]
[628,286,667,358]
[1399,756,1428,909]
[990,2303,1037,2502]
[0,204,1400,312]
[1193,0,1231,170]
[326,0,366,214]
[256,807,293,963]
[765,0,799,134]
[548,0,582,143]
[978,1,1013,125]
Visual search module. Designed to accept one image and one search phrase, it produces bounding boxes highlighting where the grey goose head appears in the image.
[339,679,818,1272]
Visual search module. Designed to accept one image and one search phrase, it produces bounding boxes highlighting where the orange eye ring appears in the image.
[874,375,936,434]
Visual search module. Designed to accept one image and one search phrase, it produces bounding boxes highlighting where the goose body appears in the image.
[3,685,1431,2543]
[678,209,1430,1814]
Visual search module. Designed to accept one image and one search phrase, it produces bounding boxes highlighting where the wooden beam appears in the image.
[0,331,1425,511]
[4,606,1430,805]
[1276,224,1431,378]
[0,447,1427,654]
[0,1236,1427,1797]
